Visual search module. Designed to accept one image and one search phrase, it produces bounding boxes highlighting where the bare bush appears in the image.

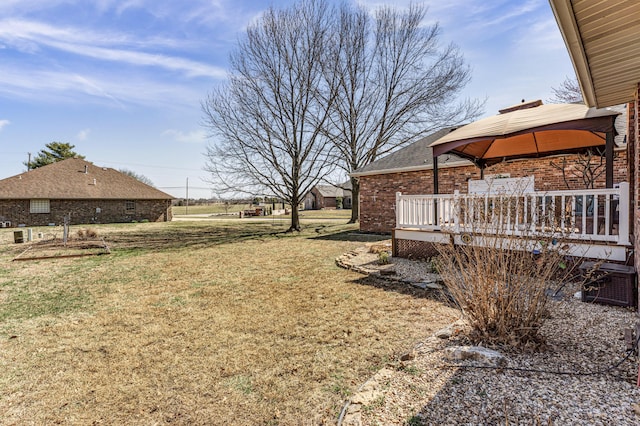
[76,228,98,240]
[435,192,580,349]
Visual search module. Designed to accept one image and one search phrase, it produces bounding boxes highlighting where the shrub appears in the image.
[435,192,579,349]
[76,228,98,240]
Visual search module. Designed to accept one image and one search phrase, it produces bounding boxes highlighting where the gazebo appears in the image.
[393,101,630,261]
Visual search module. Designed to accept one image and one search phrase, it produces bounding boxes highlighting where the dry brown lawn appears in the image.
[0,221,456,425]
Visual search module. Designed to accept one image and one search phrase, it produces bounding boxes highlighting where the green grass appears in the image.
[171,202,353,220]
[0,285,89,322]
[171,202,249,215]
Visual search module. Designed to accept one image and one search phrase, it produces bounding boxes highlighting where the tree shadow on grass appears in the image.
[99,222,388,254]
[310,229,390,243]
[101,222,376,253]
[348,275,450,303]
[103,222,291,253]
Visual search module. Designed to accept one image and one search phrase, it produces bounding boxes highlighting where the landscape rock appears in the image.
[434,320,466,339]
[399,350,416,361]
[444,345,507,367]
[341,368,395,425]
[435,326,454,339]
[377,265,396,275]
[411,280,443,290]
[425,281,444,290]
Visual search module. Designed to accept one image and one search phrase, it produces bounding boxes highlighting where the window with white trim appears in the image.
[30,199,50,213]
[125,200,136,213]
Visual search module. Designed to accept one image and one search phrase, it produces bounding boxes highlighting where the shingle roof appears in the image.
[315,185,346,198]
[350,127,473,177]
[0,158,174,200]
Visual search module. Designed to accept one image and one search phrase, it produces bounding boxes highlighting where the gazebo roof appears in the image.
[429,102,621,165]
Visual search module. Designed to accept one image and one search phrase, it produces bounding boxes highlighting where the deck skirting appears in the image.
[393,228,630,262]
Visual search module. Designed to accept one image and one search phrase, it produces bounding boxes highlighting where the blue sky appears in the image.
[0,0,576,199]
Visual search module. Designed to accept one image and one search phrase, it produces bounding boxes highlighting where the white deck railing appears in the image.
[396,182,630,246]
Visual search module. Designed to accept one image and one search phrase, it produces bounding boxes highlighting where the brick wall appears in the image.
[634,84,640,276]
[359,151,628,233]
[0,199,172,226]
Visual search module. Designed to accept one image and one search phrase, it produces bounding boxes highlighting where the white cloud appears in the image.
[163,129,207,144]
[0,65,205,108]
[514,16,567,52]
[77,128,91,140]
[0,19,227,79]
[0,119,10,131]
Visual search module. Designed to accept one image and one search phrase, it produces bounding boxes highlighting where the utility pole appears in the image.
[27,152,31,171]
[186,177,189,215]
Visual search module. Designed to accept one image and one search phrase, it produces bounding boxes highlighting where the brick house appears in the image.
[352,119,628,234]
[303,182,352,210]
[0,158,173,226]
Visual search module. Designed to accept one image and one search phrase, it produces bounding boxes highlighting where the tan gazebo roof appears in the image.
[430,102,620,164]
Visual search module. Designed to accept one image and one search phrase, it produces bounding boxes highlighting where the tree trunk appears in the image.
[349,176,359,224]
[288,196,302,232]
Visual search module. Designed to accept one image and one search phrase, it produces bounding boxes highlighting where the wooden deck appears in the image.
[394,183,631,261]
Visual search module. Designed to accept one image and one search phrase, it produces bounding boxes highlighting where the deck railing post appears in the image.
[453,190,460,233]
[396,192,402,228]
[618,182,630,245]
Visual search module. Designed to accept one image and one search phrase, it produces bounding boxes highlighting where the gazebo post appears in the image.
[433,155,439,226]
[606,126,615,234]
[606,128,614,189]
[433,155,439,194]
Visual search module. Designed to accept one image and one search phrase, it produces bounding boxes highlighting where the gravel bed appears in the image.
[337,243,640,425]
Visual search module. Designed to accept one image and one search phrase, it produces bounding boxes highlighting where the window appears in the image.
[125,200,136,213]
[30,199,50,214]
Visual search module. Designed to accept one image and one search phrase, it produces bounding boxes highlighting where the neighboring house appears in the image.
[352,112,628,234]
[303,182,352,210]
[0,158,173,226]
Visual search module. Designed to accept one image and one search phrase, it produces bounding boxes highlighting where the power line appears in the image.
[96,159,202,172]
[158,186,211,190]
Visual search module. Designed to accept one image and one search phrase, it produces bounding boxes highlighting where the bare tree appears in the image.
[327,3,484,223]
[119,168,154,187]
[202,0,337,232]
[550,148,608,189]
[548,76,583,104]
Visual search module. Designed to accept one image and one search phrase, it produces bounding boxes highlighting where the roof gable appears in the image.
[0,158,174,200]
[315,184,350,198]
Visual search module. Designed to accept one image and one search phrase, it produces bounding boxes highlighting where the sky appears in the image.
[0,0,577,199]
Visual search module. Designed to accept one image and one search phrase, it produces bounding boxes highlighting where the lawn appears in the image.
[0,221,456,425]
[171,203,248,216]
[171,202,352,220]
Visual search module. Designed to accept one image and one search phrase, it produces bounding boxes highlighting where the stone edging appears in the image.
[335,248,454,425]
[335,250,444,291]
